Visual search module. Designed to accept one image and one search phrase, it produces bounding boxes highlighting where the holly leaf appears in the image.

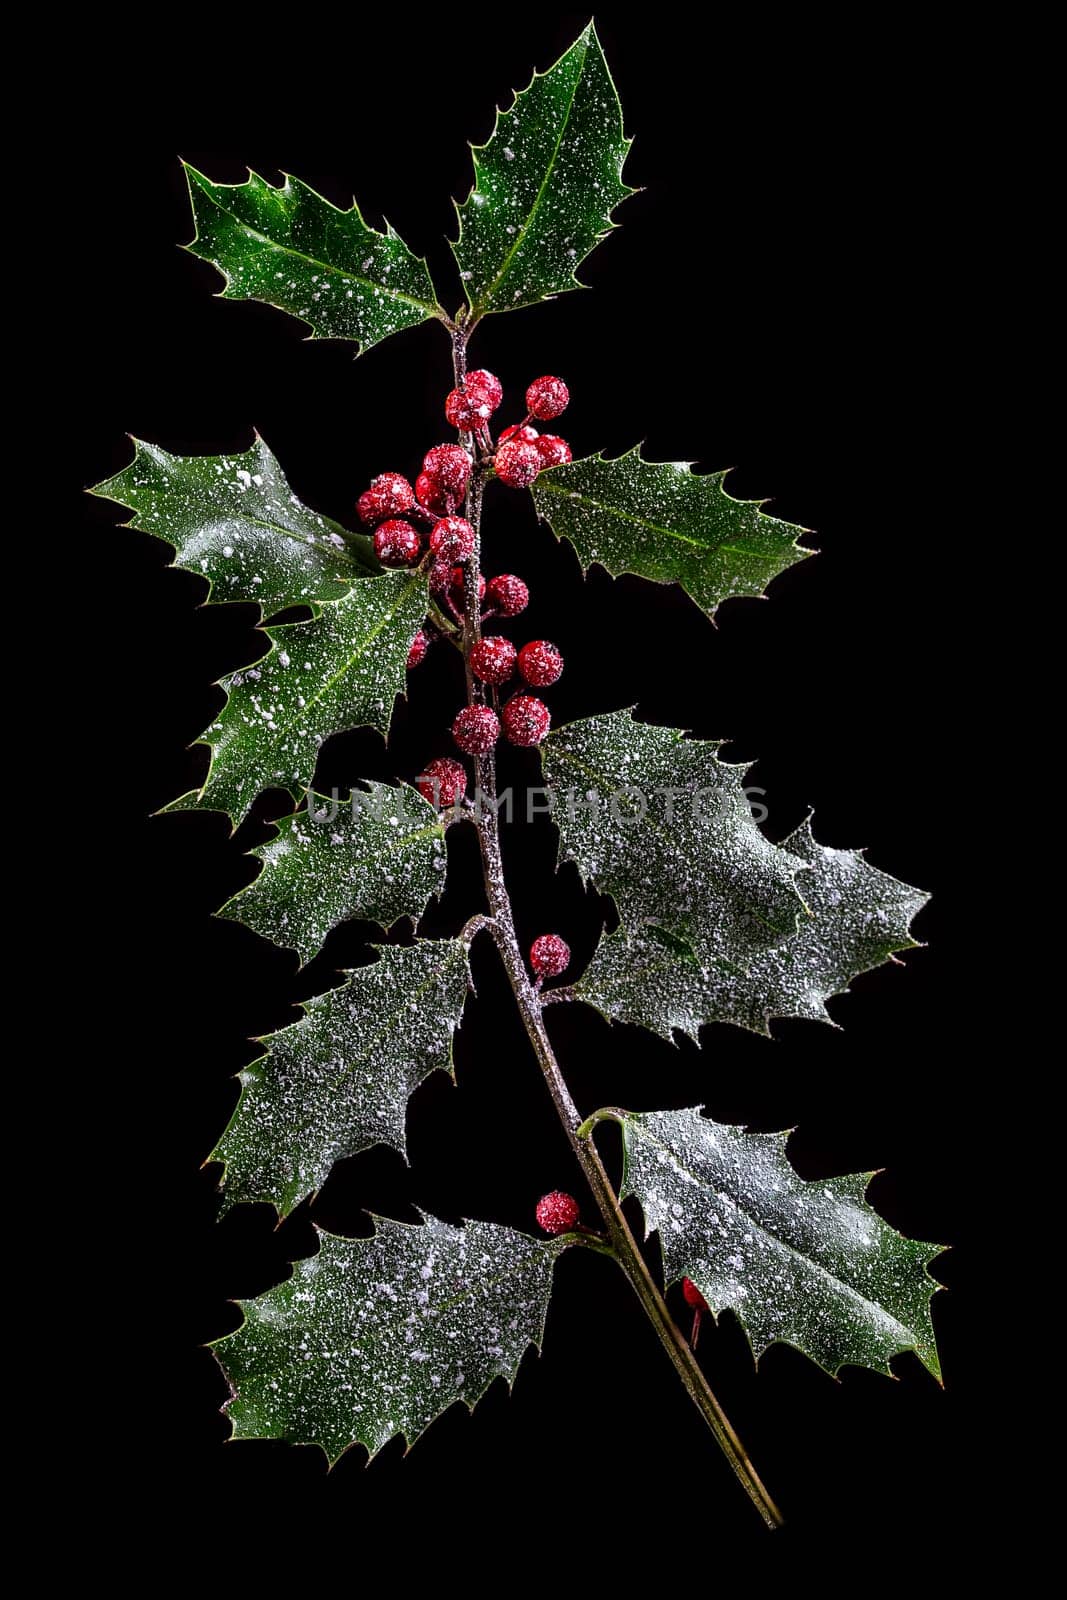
[541,710,806,972]
[221,782,446,966]
[212,939,470,1217]
[451,23,633,319]
[214,1214,565,1462]
[91,435,377,613]
[532,450,811,619]
[619,1106,943,1379]
[173,569,428,825]
[577,819,928,1039]
[183,163,440,350]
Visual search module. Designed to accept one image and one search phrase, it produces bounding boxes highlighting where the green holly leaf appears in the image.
[577,819,928,1039]
[91,435,378,613]
[212,939,470,1217]
[214,1214,565,1462]
[532,450,811,619]
[174,569,428,825]
[451,23,634,319]
[183,163,440,350]
[619,1106,943,1379]
[221,782,446,966]
[541,711,806,972]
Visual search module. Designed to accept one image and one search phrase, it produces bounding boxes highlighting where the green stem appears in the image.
[448,326,782,1532]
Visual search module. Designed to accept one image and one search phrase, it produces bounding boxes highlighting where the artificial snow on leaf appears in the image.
[541,710,806,972]
[175,569,428,825]
[91,435,378,612]
[221,782,446,966]
[214,1214,565,1462]
[183,164,440,350]
[577,820,928,1039]
[452,23,633,319]
[619,1106,943,1379]
[212,939,470,1216]
[532,449,810,619]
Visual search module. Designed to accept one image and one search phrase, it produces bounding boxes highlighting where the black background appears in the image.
[74,12,988,1563]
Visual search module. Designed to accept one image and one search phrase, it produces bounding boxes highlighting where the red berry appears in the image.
[452,704,500,756]
[416,470,451,515]
[450,568,487,610]
[429,558,453,597]
[526,376,569,421]
[416,756,467,809]
[534,434,572,468]
[499,423,540,445]
[374,519,421,567]
[518,640,563,688]
[536,1191,579,1235]
[467,369,503,412]
[682,1277,710,1311]
[445,386,495,430]
[406,629,430,670]
[502,693,550,746]
[530,934,570,979]
[495,439,541,489]
[357,488,383,527]
[486,574,529,617]
[423,444,471,497]
[470,635,517,685]
[429,516,475,562]
[370,472,415,517]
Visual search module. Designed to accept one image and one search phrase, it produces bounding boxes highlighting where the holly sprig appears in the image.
[95,21,941,1528]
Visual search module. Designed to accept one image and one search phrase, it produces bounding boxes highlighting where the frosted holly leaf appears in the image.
[171,569,428,826]
[90,435,378,613]
[577,820,928,1040]
[212,939,470,1217]
[451,23,634,319]
[221,782,446,966]
[214,1215,566,1463]
[619,1106,944,1379]
[183,164,440,351]
[541,710,806,972]
[532,450,811,619]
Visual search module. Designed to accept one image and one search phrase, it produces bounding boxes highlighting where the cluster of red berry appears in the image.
[359,370,575,994]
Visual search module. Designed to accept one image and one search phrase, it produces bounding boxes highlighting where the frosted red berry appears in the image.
[429,558,453,597]
[357,488,383,527]
[530,934,570,979]
[502,693,551,746]
[416,470,450,515]
[534,435,572,468]
[450,568,486,609]
[370,472,415,517]
[406,629,431,670]
[495,438,541,489]
[499,423,540,445]
[536,1191,579,1235]
[374,519,421,567]
[423,444,471,496]
[452,704,500,756]
[445,386,494,430]
[486,574,529,617]
[526,376,569,421]
[429,516,475,562]
[518,640,563,688]
[682,1278,710,1311]
[417,756,467,809]
[467,369,503,412]
[470,635,517,686]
